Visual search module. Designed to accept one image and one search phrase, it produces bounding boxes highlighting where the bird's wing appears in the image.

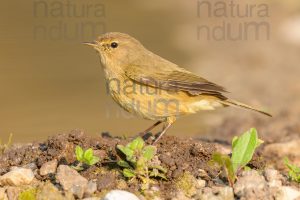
[124,64,228,99]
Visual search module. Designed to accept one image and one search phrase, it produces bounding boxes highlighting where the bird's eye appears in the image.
[110,42,118,48]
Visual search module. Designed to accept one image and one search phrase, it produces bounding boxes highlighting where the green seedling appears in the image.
[73,146,100,171]
[210,128,263,186]
[18,188,37,200]
[284,157,300,183]
[0,133,13,155]
[210,153,235,186]
[117,137,167,190]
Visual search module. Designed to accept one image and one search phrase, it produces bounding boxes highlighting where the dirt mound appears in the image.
[0,130,299,199]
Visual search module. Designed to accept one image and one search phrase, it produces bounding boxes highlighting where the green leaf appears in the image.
[256,139,264,148]
[123,168,135,178]
[284,157,300,182]
[117,145,133,156]
[285,158,300,173]
[18,188,37,200]
[117,138,168,182]
[84,148,94,161]
[156,173,167,180]
[231,128,261,173]
[117,160,131,168]
[117,144,125,151]
[149,169,167,180]
[142,146,156,161]
[117,145,134,159]
[211,153,225,165]
[149,165,167,174]
[224,158,235,186]
[128,137,144,151]
[87,156,100,165]
[75,146,84,162]
[72,165,84,171]
[211,153,235,186]
[232,136,238,149]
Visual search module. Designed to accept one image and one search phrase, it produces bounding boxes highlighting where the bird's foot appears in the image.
[136,132,155,144]
[152,132,163,145]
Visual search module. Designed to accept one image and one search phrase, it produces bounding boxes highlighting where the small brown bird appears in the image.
[85,32,271,143]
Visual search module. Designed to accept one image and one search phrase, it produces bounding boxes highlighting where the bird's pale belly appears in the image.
[106,77,223,121]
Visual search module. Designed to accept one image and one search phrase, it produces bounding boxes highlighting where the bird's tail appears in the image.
[221,99,272,117]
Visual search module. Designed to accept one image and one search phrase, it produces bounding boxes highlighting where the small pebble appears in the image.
[0,187,8,200]
[264,168,283,187]
[0,167,34,186]
[196,179,206,189]
[39,159,58,176]
[103,190,140,200]
[22,162,38,171]
[84,180,97,197]
[6,187,20,200]
[281,186,300,200]
[56,165,88,199]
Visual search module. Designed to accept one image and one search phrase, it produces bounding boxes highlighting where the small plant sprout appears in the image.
[18,188,37,200]
[284,157,300,183]
[117,137,167,190]
[210,128,263,186]
[73,145,100,171]
[0,133,13,155]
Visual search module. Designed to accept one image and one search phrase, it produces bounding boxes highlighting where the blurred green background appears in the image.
[1,0,300,142]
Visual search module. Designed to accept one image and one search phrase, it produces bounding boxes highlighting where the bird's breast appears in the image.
[105,76,187,120]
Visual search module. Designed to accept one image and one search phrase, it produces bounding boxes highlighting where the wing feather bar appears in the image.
[125,65,227,97]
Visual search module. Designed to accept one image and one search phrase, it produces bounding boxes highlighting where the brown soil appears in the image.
[0,130,270,198]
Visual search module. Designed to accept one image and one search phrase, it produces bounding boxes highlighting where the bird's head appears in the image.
[84,32,145,65]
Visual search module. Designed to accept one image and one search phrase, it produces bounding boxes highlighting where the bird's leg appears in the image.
[153,117,176,144]
[139,121,162,138]
[152,122,172,144]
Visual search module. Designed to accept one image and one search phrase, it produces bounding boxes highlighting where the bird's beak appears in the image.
[83,41,98,48]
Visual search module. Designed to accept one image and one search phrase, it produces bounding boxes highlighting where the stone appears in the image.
[198,186,234,200]
[159,153,175,167]
[281,186,300,200]
[150,186,160,192]
[116,179,128,190]
[196,179,206,189]
[264,168,283,187]
[56,165,88,199]
[172,191,191,200]
[175,172,198,197]
[37,181,74,200]
[6,187,20,200]
[0,188,8,200]
[197,169,210,180]
[214,143,231,155]
[0,167,34,186]
[93,150,107,160]
[214,187,234,200]
[234,170,268,199]
[23,162,39,177]
[103,190,140,200]
[70,185,86,199]
[84,180,97,197]
[97,173,116,191]
[22,162,38,171]
[39,159,58,176]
